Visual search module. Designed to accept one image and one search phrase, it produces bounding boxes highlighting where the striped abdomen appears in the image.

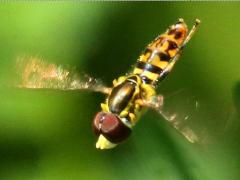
[133,20,188,85]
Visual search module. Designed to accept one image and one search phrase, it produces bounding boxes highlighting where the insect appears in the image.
[16,18,200,150]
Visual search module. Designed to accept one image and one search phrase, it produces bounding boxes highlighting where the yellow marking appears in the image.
[139,52,151,62]
[135,99,144,106]
[135,75,142,84]
[133,104,141,116]
[149,54,161,67]
[140,84,156,100]
[129,113,136,122]
[161,40,169,51]
[141,70,159,81]
[112,79,117,86]
[135,103,140,110]
[133,67,143,75]
[101,103,109,112]
[168,49,178,57]
[158,61,169,69]
[168,34,177,41]
[120,110,128,118]
[117,76,126,84]
[96,134,117,149]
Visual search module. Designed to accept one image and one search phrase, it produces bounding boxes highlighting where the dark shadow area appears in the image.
[233,82,240,118]
[229,81,240,150]
[0,137,41,179]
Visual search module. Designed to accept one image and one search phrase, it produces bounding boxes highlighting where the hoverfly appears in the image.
[16,18,200,150]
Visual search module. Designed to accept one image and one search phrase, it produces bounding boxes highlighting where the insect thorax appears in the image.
[100,75,141,125]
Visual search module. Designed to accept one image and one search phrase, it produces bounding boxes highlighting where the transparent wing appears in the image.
[159,100,199,143]
[155,89,205,144]
[15,56,111,94]
[158,87,239,145]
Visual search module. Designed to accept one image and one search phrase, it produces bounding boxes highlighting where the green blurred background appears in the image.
[0,2,240,180]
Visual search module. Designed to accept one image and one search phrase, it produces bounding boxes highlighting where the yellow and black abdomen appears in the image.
[133,20,188,85]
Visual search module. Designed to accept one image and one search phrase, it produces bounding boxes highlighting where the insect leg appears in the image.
[158,53,180,81]
[181,19,201,50]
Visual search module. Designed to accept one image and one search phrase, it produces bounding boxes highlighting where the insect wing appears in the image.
[158,89,205,144]
[15,57,111,94]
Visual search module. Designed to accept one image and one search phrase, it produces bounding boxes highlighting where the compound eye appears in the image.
[101,114,119,132]
[92,112,119,135]
[92,112,105,136]
[92,112,131,143]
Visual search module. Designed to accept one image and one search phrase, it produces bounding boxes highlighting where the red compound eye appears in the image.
[92,112,105,136]
[92,112,131,143]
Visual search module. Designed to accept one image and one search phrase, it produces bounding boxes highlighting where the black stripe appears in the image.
[145,63,163,74]
[158,52,171,62]
[175,31,182,39]
[136,61,163,74]
[168,40,178,50]
[140,75,153,84]
[136,60,145,70]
